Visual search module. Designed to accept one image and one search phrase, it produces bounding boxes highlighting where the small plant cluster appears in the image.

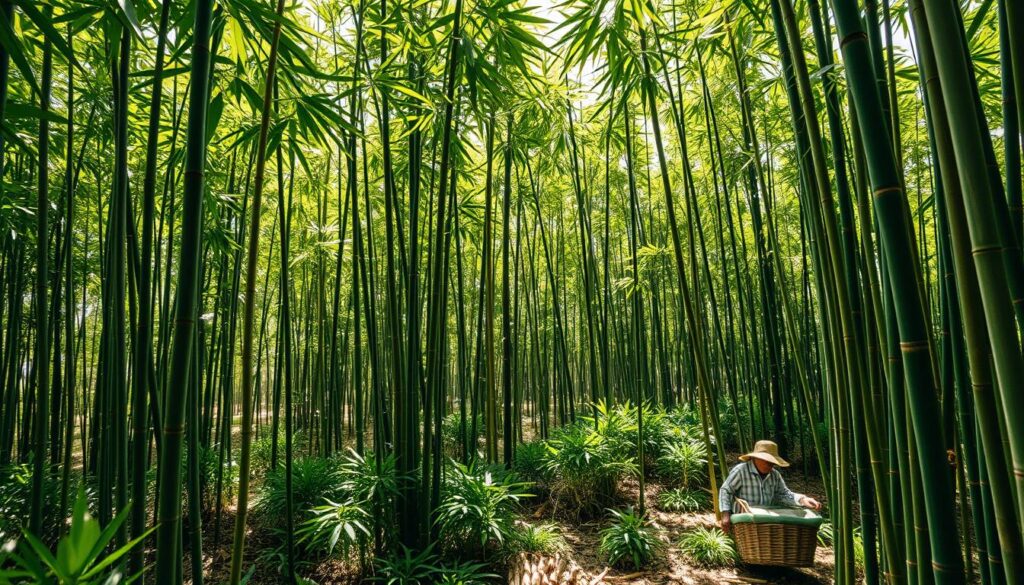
[254,449,398,570]
[192,442,239,511]
[541,422,637,518]
[655,440,708,489]
[598,507,664,570]
[657,487,710,512]
[253,450,545,577]
[0,486,151,584]
[371,463,559,582]
[503,522,568,558]
[435,462,530,558]
[818,522,867,569]
[678,526,737,568]
[441,413,487,459]
[511,401,716,518]
[0,463,62,542]
[250,428,309,474]
[372,545,498,585]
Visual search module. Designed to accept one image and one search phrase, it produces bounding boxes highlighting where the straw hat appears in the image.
[739,440,790,467]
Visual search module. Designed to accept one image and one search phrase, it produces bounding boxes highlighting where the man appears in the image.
[719,440,822,532]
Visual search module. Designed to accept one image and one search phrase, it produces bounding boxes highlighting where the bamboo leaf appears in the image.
[114,0,145,39]
[0,7,38,95]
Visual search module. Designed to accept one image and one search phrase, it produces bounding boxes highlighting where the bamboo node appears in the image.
[970,245,1001,257]
[839,31,867,50]
[872,185,901,198]
[898,340,928,352]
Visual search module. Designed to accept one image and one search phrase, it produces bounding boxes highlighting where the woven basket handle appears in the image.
[734,498,752,513]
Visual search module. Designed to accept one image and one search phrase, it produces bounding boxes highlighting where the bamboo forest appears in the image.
[1,0,1023,583]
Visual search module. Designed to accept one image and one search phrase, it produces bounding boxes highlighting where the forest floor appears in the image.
[184,454,835,585]
[550,472,835,585]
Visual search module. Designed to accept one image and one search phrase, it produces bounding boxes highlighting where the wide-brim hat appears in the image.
[739,440,790,467]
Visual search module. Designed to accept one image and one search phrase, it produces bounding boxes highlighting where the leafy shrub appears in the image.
[582,401,637,459]
[817,521,834,547]
[678,526,737,568]
[655,440,708,488]
[337,448,399,507]
[502,521,568,559]
[585,402,705,473]
[818,523,865,568]
[638,409,680,463]
[2,486,153,584]
[664,404,701,430]
[371,546,498,585]
[544,423,637,518]
[656,488,710,513]
[255,456,343,524]
[0,463,58,541]
[599,507,663,570]
[436,462,530,557]
[298,498,371,557]
[192,443,238,511]
[853,528,867,569]
[716,401,756,449]
[372,545,443,585]
[256,542,315,579]
[436,560,498,584]
[249,430,311,475]
[250,432,278,473]
[441,412,485,459]
[511,440,550,488]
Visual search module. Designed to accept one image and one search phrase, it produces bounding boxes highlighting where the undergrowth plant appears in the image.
[583,401,638,459]
[372,545,443,585]
[502,521,568,559]
[337,449,400,507]
[0,486,153,584]
[598,507,663,570]
[655,440,708,488]
[0,463,62,542]
[436,560,498,584]
[511,440,550,489]
[436,462,531,558]
[371,546,495,585]
[297,498,371,557]
[255,456,343,524]
[193,443,239,511]
[441,413,486,459]
[656,488,710,512]
[544,423,637,518]
[678,527,737,568]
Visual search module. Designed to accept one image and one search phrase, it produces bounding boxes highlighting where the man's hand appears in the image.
[799,496,822,511]
[720,512,732,533]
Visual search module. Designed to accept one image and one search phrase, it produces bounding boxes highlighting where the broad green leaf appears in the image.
[0,8,38,95]
[114,0,145,39]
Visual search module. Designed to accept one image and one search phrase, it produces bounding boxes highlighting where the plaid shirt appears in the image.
[719,461,804,513]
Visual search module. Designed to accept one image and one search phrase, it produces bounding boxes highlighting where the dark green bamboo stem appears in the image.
[154,0,214,580]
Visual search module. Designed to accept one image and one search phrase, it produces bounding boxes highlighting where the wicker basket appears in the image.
[731,503,822,567]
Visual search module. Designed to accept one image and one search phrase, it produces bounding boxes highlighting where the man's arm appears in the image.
[718,465,741,532]
[774,472,803,507]
[718,464,741,513]
[775,472,820,510]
